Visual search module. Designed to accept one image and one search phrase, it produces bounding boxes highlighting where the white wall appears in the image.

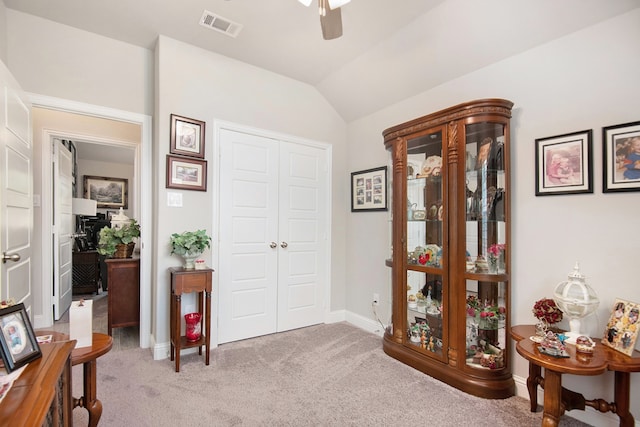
[152,36,348,349]
[5,9,153,116]
[346,9,640,426]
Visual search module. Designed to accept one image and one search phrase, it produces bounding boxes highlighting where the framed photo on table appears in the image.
[0,303,42,373]
[602,120,640,193]
[535,130,593,196]
[350,166,387,212]
[170,114,205,159]
[166,155,207,191]
[602,298,640,356]
[83,175,128,209]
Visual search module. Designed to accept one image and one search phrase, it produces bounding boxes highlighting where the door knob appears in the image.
[280,242,288,248]
[270,242,277,249]
[2,252,21,263]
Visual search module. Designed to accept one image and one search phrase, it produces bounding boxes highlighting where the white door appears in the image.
[0,61,33,315]
[219,130,280,343]
[218,129,328,343]
[277,141,327,332]
[53,139,74,319]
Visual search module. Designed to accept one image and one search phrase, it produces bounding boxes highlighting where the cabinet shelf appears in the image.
[383,98,514,399]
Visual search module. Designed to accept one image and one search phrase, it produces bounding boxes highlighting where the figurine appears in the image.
[428,336,435,352]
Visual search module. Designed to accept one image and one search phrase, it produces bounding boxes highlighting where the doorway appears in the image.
[30,95,152,349]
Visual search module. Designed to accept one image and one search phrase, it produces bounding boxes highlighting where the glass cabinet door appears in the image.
[405,129,446,359]
[463,122,508,371]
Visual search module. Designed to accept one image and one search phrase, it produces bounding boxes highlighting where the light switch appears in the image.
[167,192,183,207]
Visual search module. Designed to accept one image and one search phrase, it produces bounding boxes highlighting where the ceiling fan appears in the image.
[298,0,351,40]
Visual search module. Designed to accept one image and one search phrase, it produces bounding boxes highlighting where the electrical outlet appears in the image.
[373,293,380,306]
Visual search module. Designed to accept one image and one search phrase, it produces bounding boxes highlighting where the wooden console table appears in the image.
[511,324,640,427]
[105,257,140,336]
[0,340,75,426]
[169,267,213,372]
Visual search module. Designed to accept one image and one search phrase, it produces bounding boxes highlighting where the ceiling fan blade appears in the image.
[320,5,343,40]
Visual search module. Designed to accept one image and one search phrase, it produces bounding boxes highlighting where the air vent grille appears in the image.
[199,10,243,38]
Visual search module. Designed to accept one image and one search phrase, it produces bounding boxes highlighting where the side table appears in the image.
[511,324,640,427]
[37,331,113,427]
[169,267,213,372]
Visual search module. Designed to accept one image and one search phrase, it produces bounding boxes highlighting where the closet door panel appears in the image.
[277,142,328,331]
[219,130,279,343]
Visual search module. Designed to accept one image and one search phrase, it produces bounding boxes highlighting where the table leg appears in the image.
[205,291,211,366]
[542,369,562,427]
[614,371,635,427]
[175,294,181,372]
[83,359,102,427]
[527,362,541,412]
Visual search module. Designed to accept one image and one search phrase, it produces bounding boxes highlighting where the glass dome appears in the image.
[553,262,600,343]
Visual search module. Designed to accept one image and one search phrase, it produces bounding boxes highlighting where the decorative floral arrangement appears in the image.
[487,243,505,261]
[466,294,506,321]
[532,297,563,325]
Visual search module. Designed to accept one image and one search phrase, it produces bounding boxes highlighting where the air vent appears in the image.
[199,10,243,38]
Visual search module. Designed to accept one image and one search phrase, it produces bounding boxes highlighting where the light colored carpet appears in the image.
[70,321,591,426]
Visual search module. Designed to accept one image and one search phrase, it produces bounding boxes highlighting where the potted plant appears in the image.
[97,219,141,258]
[170,229,212,269]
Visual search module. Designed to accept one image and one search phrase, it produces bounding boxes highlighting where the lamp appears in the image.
[553,262,600,344]
[72,198,97,235]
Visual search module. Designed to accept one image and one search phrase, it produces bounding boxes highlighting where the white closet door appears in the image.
[277,141,326,332]
[218,129,329,344]
[218,129,280,343]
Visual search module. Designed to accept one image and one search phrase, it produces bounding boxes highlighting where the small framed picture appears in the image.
[84,175,128,209]
[350,166,387,212]
[170,114,205,158]
[0,303,42,373]
[602,120,640,193]
[166,155,207,191]
[535,130,593,196]
[602,298,639,356]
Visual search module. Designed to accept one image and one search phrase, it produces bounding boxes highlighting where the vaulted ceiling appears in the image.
[5,0,639,121]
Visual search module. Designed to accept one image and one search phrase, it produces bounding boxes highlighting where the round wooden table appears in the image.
[511,325,640,427]
[38,331,113,427]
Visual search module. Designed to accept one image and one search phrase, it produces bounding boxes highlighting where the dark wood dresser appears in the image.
[105,257,140,336]
[72,250,100,295]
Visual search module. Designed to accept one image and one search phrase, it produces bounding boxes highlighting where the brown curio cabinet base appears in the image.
[383,99,515,399]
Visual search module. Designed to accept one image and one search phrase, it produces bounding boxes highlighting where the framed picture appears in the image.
[166,155,207,191]
[602,298,639,356]
[602,120,640,193]
[535,130,593,196]
[350,166,387,212]
[170,114,205,159]
[83,175,128,209]
[0,303,42,373]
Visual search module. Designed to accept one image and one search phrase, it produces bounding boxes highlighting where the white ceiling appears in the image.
[5,0,640,122]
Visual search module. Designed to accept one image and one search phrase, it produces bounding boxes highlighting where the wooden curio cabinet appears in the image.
[383,99,515,398]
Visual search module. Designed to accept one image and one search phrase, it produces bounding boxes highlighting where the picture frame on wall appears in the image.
[350,166,387,212]
[83,175,129,209]
[602,120,640,193]
[170,114,206,159]
[0,303,42,373]
[602,298,639,356]
[535,130,593,196]
[166,155,207,191]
